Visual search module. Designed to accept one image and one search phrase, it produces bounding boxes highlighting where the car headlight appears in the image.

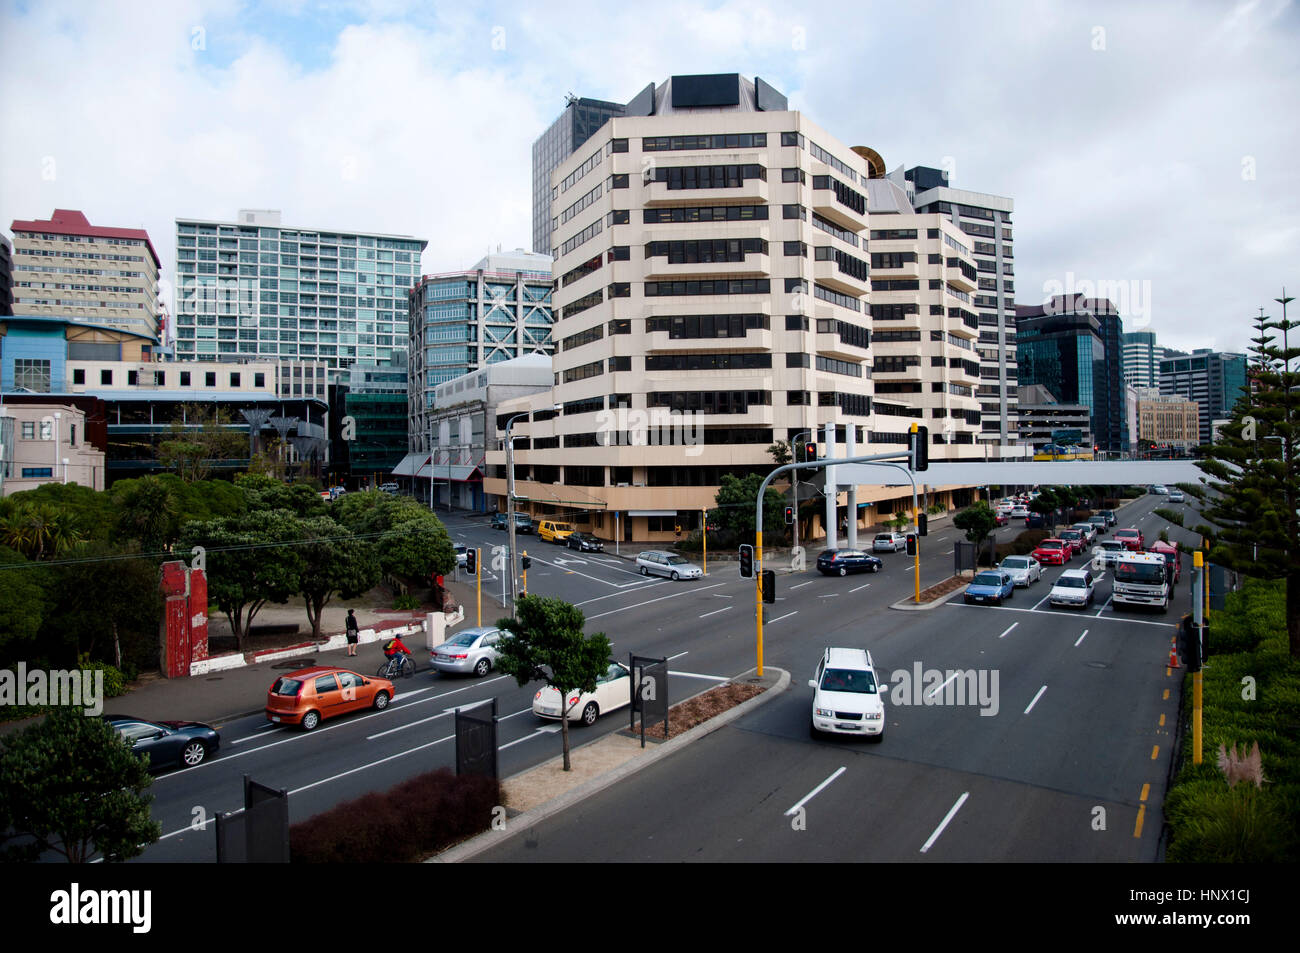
[815,707,834,718]
[865,712,882,720]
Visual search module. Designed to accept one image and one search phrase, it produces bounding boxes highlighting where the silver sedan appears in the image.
[430,627,504,677]
[998,555,1042,587]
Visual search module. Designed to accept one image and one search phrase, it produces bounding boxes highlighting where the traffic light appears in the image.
[905,534,917,556]
[739,544,755,579]
[805,442,817,462]
[761,569,776,604]
[465,548,477,575]
[1178,615,1202,672]
[521,554,532,570]
[784,505,794,525]
[910,425,929,471]
[918,513,928,537]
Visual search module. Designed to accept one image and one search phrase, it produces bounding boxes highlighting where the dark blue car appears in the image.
[963,570,1016,605]
[105,716,220,770]
[817,549,883,576]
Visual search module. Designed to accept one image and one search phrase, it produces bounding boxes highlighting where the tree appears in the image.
[177,510,304,652]
[708,473,787,542]
[295,516,380,639]
[0,708,161,862]
[334,492,455,592]
[157,405,248,482]
[0,500,84,560]
[954,501,998,561]
[0,546,45,667]
[112,475,181,554]
[1194,297,1300,656]
[493,596,612,772]
[767,439,792,466]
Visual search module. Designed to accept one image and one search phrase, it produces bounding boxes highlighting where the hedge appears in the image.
[1163,578,1300,862]
[290,767,499,863]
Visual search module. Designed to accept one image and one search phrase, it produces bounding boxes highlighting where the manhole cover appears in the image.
[273,659,313,669]
[1085,661,1110,669]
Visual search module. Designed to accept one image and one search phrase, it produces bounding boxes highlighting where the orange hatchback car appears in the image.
[265,666,395,731]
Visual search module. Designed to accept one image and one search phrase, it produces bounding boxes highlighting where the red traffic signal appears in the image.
[805,442,817,461]
[905,534,917,556]
[739,544,755,579]
[784,505,794,524]
[465,548,477,574]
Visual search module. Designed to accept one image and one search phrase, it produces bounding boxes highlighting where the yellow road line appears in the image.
[1134,804,1146,838]
[1159,713,1166,727]
[1140,783,1150,802]
[1151,745,1159,760]
[1163,689,1170,700]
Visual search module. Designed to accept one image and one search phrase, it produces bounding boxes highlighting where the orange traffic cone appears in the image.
[1168,641,1180,669]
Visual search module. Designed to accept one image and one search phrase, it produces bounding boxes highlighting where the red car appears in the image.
[1031,539,1071,565]
[1058,529,1086,556]
[1114,528,1144,551]
[265,666,396,731]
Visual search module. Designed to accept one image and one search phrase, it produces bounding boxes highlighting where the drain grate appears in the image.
[205,676,224,682]
[272,658,314,669]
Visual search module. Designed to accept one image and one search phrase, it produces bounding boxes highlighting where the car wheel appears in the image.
[180,741,207,768]
[671,571,679,581]
[640,566,648,575]
[301,710,321,732]
[872,564,881,573]
[373,690,390,711]
[473,657,491,677]
[838,566,847,577]
[581,702,599,726]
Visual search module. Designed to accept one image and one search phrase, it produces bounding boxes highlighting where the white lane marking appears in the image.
[529,553,648,588]
[790,580,815,590]
[1024,685,1048,714]
[1095,596,1113,617]
[820,592,840,598]
[849,583,872,593]
[1031,591,1053,610]
[998,622,1018,639]
[666,651,689,662]
[1074,629,1089,647]
[949,602,1175,628]
[669,670,730,682]
[699,606,733,619]
[585,583,728,620]
[574,581,665,607]
[767,611,797,625]
[920,792,969,853]
[926,672,961,698]
[934,537,948,542]
[499,725,562,750]
[944,549,954,555]
[785,766,847,816]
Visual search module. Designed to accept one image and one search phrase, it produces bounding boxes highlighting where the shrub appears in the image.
[290,768,499,863]
[76,655,128,698]
[392,594,421,611]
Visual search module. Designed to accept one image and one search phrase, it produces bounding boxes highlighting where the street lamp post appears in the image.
[791,430,812,557]
[505,404,562,609]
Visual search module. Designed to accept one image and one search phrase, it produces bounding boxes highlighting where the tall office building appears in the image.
[9,209,162,341]
[1123,330,1163,388]
[1015,295,1128,453]
[532,96,627,256]
[173,210,426,371]
[1159,348,1247,445]
[879,165,1018,447]
[407,249,555,455]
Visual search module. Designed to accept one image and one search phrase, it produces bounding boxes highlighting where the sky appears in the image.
[1,0,1297,355]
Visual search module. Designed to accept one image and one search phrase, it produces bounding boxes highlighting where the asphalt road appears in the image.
[130,491,1198,862]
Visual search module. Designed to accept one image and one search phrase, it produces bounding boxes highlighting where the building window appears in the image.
[101,369,112,385]
[14,359,51,393]
[72,368,86,385]
[21,468,53,479]
[21,421,35,439]
[70,424,76,446]
[127,370,138,386]
[205,372,216,387]
[231,373,241,388]
[155,371,165,386]
[181,371,191,387]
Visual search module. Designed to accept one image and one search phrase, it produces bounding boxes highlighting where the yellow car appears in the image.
[538,520,575,544]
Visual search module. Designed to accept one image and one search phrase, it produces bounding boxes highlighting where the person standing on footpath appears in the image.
[345,609,360,656]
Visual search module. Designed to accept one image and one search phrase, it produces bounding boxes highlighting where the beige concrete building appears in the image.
[486,75,979,544]
[1134,389,1200,451]
[0,401,106,495]
[9,210,162,347]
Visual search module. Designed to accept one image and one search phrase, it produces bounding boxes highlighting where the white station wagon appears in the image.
[636,551,702,580]
[533,660,631,726]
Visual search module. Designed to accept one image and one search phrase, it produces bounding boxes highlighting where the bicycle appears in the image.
[377,653,415,679]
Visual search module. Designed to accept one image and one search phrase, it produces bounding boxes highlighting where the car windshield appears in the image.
[1001,558,1028,569]
[1040,541,1063,550]
[666,555,689,565]
[1116,563,1166,584]
[1061,531,1081,539]
[974,573,1005,586]
[820,668,877,693]
[1117,530,1138,538]
[1056,577,1087,588]
[447,632,480,646]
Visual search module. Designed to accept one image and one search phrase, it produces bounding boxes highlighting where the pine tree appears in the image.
[1194,290,1300,656]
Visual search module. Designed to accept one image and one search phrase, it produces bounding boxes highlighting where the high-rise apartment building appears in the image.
[532,96,627,255]
[1159,348,1247,445]
[884,166,1017,446]
[1133,388,1200,452]
[488,74,984,543]
[1123,330,1163,388]
[407,249,554,455]
[1015,295,1128,453]
[173,210,426,371]
[9,210,161,341]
